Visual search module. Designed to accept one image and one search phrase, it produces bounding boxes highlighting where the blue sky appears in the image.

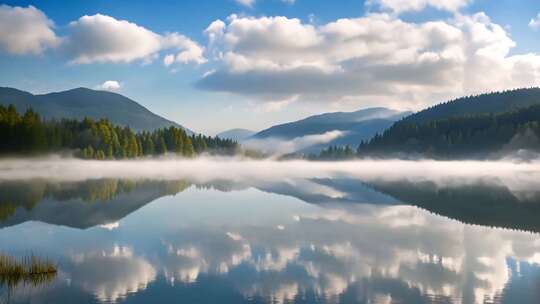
[1,0,540,134]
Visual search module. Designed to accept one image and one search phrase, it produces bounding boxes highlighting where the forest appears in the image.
[312,145,357,160]
[310,103,540,159]
[357,103,540,158]
[0,104,238,159]
[401,87,540,125]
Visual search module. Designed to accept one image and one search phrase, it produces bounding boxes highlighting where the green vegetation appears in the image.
[0,203,16,222]
[315,145,356,160]
[0,104,238,159]
[0,254,57,288]
[307,88,540,159]
[357,104,540,158]
[0,87,190,132]
[401,87,540,125]
[0,179,193,221]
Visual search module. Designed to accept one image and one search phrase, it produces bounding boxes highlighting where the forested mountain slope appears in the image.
[358,104,540,158]
[217,128,256,142]
[0,105,237,159]
[403,88,540,124]
[0,87,190,132]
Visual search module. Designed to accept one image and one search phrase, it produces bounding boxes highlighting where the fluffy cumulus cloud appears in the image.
[162,33,207,66]
[66,14,206,65]
[197,12,540,110]
[65,14,162,64]
[0,5,60,55]
[0,5,206,67]
[96,80,121,91]
[530,13,540,30]
[367,0,473,14]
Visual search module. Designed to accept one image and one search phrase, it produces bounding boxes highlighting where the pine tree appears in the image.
[0,105,240,159]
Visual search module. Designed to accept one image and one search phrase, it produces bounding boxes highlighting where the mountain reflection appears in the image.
[1,174,539,232]
[0,179,191,229]
[0,173,540,303]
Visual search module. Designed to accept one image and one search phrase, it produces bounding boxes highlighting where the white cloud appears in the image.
[0,7,206,67]
[162,33,207,65]
[235,0,255,8]
[197,13,540,110]
[66,14,162,64]
[368,0,473,14]
[65,14,206,65]
[530,13,540,30]
[254,95,299,113]
[0,5,60,55]
[96,80,121,91]
[205,19,226,46]
[163,54,175,66]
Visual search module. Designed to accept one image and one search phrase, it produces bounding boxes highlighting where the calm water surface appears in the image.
[1,159,540,304]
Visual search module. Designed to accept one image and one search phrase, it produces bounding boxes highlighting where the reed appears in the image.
[0,254,57,287]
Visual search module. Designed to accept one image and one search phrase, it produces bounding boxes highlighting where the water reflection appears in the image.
[0,268,57,304]
[69,246,156,303]
[0,167,539,303]
[1,175,539,233]
[0,180,190,229]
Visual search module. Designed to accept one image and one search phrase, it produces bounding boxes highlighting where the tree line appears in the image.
[0,104,238,159]
[401,87,540,125]
[312,145,356,160]
[357,103,540,158]
[311,104,540,159]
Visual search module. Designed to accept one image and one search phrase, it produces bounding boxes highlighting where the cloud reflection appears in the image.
[1,156,540,303]
[68,245,156,303]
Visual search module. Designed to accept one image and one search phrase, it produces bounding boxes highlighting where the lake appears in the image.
[0,157,540,304]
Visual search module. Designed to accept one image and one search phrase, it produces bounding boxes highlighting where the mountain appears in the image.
[359,92,540,158]
[0,87,191,133]
[217,128,256,142]
[402,87,540,124]
[250,107,411,153]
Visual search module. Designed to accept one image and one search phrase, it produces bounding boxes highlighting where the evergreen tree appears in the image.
[0,104,240,159]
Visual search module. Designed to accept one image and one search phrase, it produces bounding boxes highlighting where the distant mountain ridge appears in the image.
[0,87,191,133]
[217,128,256,142]
[253,107,409,139]
[250,107,411,153]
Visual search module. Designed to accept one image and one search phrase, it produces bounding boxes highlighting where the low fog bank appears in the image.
[0,155,538,192]
[242,130,347,154]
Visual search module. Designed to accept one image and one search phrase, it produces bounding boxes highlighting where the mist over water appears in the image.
[0,155,539,198]
[0,155,538,181]
[242,130,347,154]
[2,155,540,304]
